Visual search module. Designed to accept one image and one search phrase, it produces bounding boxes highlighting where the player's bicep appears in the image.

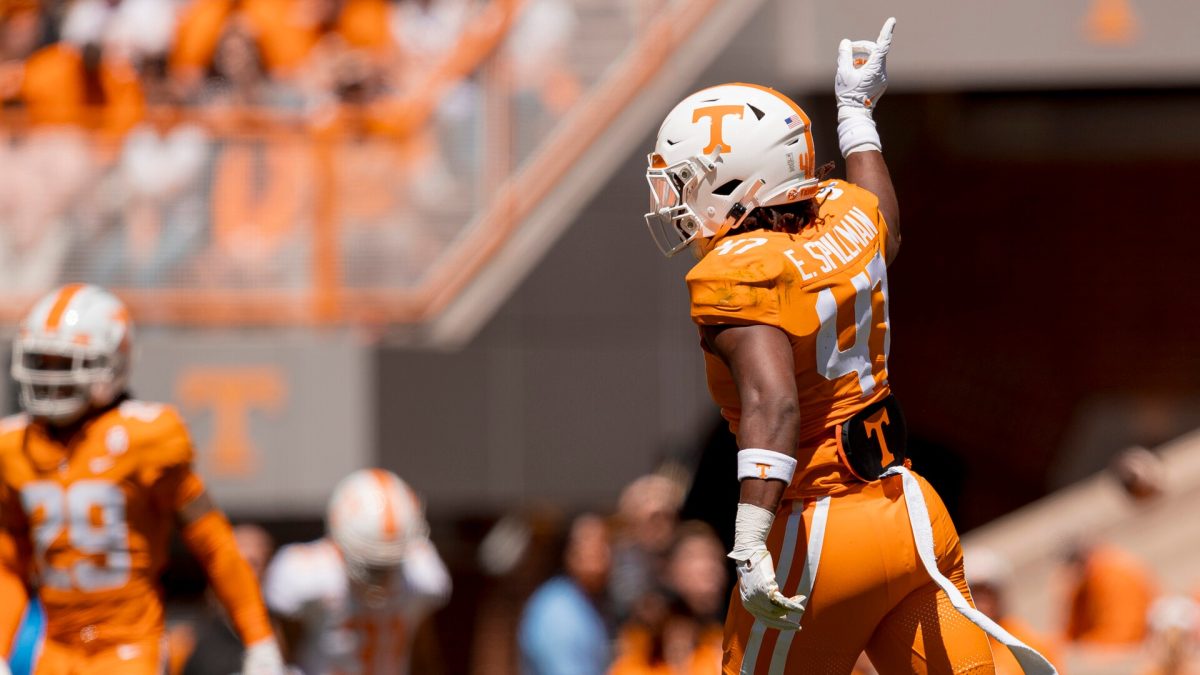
[703,324,800,452]
[704,324,798,408]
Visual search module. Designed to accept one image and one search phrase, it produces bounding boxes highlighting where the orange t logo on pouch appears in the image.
[863,408,893,465]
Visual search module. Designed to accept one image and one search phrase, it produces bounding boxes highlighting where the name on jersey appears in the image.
[783,206,878,281]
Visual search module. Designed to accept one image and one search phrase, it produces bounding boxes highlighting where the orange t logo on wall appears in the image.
[693,105,744,154]
[177,367,287,477]
[863,408,894,466]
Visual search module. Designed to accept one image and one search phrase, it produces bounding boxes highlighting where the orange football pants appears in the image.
[724,471,996,675]
[32,636,164,675]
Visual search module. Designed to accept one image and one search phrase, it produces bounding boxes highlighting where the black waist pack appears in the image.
[835,394,907,482]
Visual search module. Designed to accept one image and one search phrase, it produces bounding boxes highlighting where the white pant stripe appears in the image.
[883,466,1059,675]
[767,495,831,675]
[739,508,803,675]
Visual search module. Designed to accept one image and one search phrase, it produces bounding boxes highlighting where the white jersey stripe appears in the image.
[739,507,803,675]
[882,466,1058,675]
[768,496,831,675]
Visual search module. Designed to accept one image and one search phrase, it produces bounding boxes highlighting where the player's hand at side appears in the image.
[731,547,807,630]
[835,17,895,112]
[729,502,805,630]
[242,638,288,675]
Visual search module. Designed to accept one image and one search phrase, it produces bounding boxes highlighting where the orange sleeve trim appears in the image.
[180,512,274,645]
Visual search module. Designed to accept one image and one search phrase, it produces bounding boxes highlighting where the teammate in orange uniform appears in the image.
[0,284,285,675]
[641,18,1058,675]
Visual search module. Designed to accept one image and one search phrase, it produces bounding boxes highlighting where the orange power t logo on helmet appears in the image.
[693,105,744,154]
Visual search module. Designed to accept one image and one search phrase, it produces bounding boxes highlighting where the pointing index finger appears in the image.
[876,16,896,49]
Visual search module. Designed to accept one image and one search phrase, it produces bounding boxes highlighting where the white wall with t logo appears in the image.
[129,330,373,517]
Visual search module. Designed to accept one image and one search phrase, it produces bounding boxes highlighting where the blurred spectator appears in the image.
[180,524,276,675]
[963,547,1062,675]
[1140,596,1200,675]
[518,513,612,675]
[0,0,45,66]
[608,593,720,675]
[505,0,579,114]
[1064,539,1158,646]
[100,62,210,286]
[14,0,175,136]
[1111,446,1167,503]
[194,16,305,114]
[386,0,470,110]
[0,127,94,291]
[18,38,142,133]
[172,0,391,88]
[663,521,727,626]
[608,522,726,675]
[506,0,579,160]
[610,474,684,620]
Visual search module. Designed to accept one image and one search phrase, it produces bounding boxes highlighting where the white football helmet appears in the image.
[12,284,133,425]
[327,469,428,586]
[645,82,819,257]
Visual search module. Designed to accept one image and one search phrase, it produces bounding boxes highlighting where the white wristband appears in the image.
[837,106,881,157]
[738,448,798,483]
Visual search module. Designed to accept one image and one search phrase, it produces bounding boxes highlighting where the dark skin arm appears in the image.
[845,149,900,265]
[703,323,800,514]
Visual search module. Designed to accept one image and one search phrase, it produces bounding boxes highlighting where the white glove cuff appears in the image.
[737,448,798,483]
[837,107,881,157]
[729,502,775,561]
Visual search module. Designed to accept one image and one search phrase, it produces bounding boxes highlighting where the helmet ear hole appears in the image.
[712,179,742,196]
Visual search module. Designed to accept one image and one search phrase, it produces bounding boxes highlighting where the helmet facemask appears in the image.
[645,157,707,257]
[11,340,126,426]
[644,150,758,258]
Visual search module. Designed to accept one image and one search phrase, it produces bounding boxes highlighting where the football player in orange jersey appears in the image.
[642,19,1058,675]
[0,284,286,675]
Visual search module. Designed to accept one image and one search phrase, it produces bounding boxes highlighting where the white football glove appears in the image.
[728,503,807,631]
[0,657,10,675]
[242,638,286,675]
[834,17,896,157]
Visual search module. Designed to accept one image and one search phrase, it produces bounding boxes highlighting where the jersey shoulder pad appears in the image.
[0,415,29,454]
[113,400,194,469]
[264,539,343,615]
[686,233,793,328]
[816,179,883,225]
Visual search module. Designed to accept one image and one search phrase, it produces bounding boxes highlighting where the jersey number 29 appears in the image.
[21,480,131,592]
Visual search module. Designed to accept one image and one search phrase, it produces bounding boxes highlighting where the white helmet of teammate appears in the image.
[12,284,133,426]
[645,82,819,257]
[327,469,428,584]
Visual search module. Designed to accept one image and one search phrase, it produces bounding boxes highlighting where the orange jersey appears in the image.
[0,401,202,646]
[687,179,893,498]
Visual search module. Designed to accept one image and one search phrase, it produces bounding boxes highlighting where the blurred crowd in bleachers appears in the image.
[0,0,583,293]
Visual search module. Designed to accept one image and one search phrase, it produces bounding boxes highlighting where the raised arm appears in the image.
[702,323,806,631]
[836,17,901,265]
